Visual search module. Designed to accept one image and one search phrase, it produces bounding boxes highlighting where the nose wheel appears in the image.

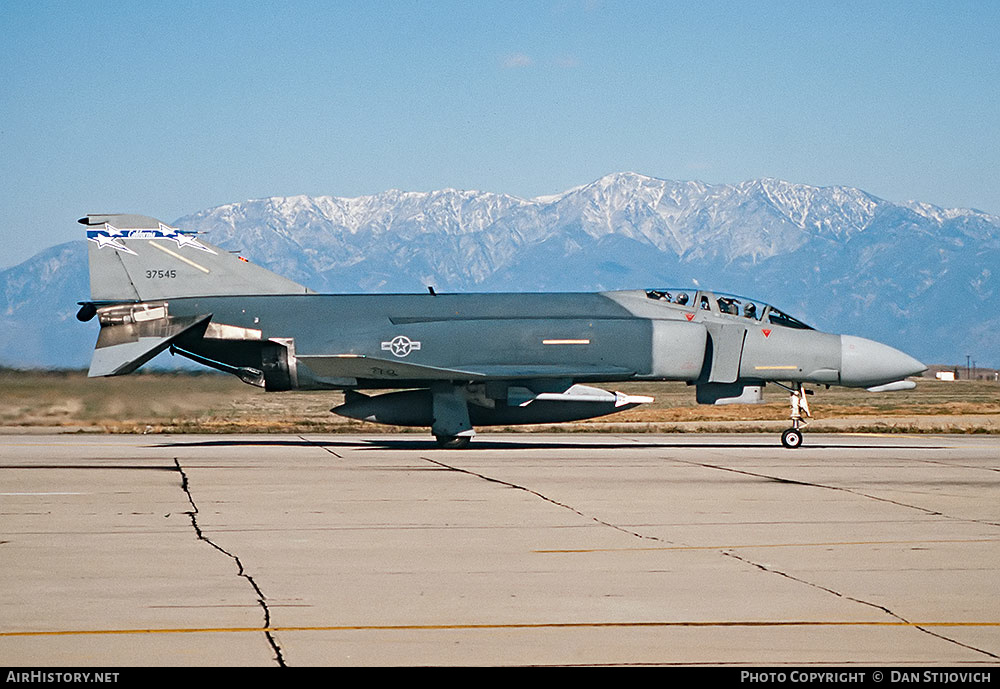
[781,427,803,449]
[780,384,812,449]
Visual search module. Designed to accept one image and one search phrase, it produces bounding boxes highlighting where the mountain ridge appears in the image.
[2,173,997,368]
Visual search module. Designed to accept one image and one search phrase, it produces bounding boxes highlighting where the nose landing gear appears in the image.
[780,384,812,449]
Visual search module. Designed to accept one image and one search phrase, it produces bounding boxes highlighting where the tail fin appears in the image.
[81,214,311,301]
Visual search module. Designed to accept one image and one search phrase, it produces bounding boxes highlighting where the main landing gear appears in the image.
[435,434,472,449]
[780,383,812,449]
[430,385,476,449]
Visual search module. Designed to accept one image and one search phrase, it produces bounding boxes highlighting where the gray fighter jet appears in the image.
[78,214,926,448]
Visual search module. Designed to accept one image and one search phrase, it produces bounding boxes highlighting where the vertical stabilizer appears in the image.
[82,214,312,301]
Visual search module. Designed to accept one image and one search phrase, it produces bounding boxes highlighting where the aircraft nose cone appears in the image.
[840,335,927,387]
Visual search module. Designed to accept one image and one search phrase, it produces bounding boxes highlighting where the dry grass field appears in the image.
[1,368,997,435]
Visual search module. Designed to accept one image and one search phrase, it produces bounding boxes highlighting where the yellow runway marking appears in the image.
[3,620,999,638]
[536,538,1000,554]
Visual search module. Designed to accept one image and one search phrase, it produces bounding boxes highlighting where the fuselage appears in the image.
[155,288,924,392]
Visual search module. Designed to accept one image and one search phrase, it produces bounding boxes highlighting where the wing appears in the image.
[296,354,634,385]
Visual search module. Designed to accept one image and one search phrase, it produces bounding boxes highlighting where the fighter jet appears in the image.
[77,214,927,448]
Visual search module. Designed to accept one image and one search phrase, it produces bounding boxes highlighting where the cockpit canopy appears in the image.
[644,289,813,330]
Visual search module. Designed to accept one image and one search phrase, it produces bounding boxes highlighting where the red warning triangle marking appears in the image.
[685,313,695,321]
[762,329,772,338]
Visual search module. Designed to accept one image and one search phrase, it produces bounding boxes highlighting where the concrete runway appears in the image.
[1,432,998,667]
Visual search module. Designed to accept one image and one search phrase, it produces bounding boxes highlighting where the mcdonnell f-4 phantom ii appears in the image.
[78,214,927,448]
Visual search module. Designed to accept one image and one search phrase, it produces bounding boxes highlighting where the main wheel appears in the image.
[781,428,803,449]
[435,435,472,449]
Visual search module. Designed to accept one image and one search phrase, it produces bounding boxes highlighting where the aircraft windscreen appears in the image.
[645,289,813,329]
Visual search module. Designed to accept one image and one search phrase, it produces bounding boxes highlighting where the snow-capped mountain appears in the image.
[2,172,998,368]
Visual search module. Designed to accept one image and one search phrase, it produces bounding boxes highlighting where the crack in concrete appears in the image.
[297,435,343,458]
[672,458,999,659]
[420,456,673,544]
[913,457,1000,475]
[173,458,286,667]
[723,550,999,660]
[422,454,998,661]
[674,458,1000,528]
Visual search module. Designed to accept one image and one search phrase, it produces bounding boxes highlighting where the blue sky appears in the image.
[2,0,998,268]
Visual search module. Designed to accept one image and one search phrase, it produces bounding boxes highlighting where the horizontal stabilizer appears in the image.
[89,313,211,377]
